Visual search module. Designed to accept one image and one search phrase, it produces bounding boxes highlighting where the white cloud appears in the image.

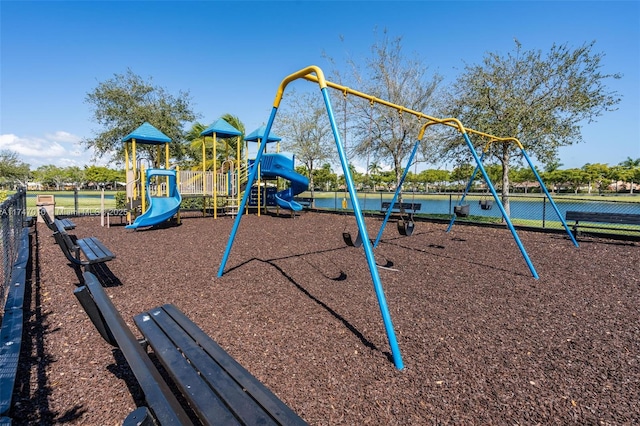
[0,132,108,168]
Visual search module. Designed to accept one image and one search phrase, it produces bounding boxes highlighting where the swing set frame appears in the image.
[217,65,578,370]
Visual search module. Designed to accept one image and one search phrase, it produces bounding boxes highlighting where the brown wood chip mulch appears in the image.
[10,211,640,425]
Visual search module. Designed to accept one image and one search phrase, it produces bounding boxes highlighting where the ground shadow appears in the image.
[224,251,392,363]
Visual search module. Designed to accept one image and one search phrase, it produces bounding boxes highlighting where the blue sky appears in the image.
[1,0,638,172]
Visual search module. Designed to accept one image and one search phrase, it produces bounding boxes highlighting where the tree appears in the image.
[582,163,609,194]
[0,150,30,188]
[442,40,621,214]
[33,165,66,190]
[219,113,246,162]
[65,166,85,189]
[278,91,335,203]
[313,163,338,191]
[418,169,450,192]
[185,122,208,169]
[83,69,199,165]
[564,168,589,194]
[326,29,443,199]
[185,115,245,171]
[450,163,475,190]
[85,165,122,189]
[618,157,640,193]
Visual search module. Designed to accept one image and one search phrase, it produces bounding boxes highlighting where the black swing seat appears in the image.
[397,218,415,236]
[479,199,493,210]
[343,231,363,248]
[454,204,470,217]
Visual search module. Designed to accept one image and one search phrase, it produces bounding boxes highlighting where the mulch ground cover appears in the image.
[10,210,640,425]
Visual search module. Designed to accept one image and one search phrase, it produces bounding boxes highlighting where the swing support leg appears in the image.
[446,152,486,232]
[373,140,420,247]
[322,87,404,369]
[220,68,404,370]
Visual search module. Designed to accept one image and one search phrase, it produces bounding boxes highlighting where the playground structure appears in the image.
[125,168,182,230]
[123,122,182,229]
[217,65,579,371]
[124,120,308,225]
[244,126,309,215]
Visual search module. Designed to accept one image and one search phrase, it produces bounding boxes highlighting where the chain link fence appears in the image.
[301,191,640,238]
[1,188,27,307]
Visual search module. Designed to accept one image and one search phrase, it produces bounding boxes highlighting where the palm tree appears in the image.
[219,113,245,162]
[368,162,382,190]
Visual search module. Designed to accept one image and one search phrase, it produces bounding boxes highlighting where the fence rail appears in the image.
[1,188,27,307]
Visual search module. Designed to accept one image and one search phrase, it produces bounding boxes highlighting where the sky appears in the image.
[1,0,639,173]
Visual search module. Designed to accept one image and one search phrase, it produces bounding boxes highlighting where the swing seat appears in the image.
[343,231,363,248]
[479,199,493,210]
[454,204,470,217]
[397,219,415,236]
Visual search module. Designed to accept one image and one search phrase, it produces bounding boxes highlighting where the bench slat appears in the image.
[78,274,193,425]
[161,304,307,425]
[39,207,75,231]
[52,220,114,268]
[135,310,243,426]
[77,238,114,262]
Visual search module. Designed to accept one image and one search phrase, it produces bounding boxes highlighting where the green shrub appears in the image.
[0,190,8,203]
[115,191,127,209]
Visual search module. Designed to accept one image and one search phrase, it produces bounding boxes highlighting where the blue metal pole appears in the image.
[321,88,404,370]
[461,133,539,279]
[217,107,278,277]
[373,140,420,248]
[445,152,486,233]
[520,148,579,247]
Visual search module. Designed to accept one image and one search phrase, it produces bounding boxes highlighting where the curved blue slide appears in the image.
[126,169,182,229]
[259,153,309,211]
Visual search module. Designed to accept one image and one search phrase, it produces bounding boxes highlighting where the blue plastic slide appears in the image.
[126,169,182,229]
[259,154,309,211]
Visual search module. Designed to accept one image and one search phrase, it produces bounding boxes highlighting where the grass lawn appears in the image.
[26,190,118,210]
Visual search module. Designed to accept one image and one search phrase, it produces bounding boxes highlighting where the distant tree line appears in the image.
[0,153,125,190]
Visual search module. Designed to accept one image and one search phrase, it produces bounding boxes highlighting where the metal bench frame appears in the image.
[51,219,114,274]
[75,272,307,426]
[565,211,640,236]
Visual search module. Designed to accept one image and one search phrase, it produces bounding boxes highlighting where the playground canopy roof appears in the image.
[200,118,242,138]
[244,125,281,143]
[121,122,172,144]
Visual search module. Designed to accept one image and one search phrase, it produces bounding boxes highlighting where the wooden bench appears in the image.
[75,272,307,426]
[565,210,640,236]
[51,219,114,274]
[39,207,75,231]
[0,227,30,424]
[380,201,422,213]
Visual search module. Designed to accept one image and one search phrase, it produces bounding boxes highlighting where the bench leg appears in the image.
[123,407,157,426]
[74,286,117,347]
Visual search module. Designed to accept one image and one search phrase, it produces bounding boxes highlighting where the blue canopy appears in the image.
[122,122,171,144]
[200,118,242,138]
[244,125,281,143]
